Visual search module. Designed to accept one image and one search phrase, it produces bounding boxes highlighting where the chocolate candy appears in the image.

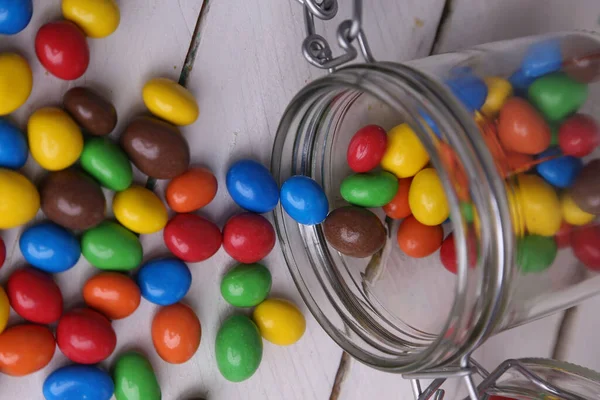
[120,116,190,179]
[63,87,117,136]
[40,168,106,231]
[323,206,385,258]
[570,160,600,215]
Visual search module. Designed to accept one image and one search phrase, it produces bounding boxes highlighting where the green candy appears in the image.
[549,121,561,146]
[517,235,557,274]
[528,73,588,121]
[114,352,161,400]
[216,315,263,382]
[80,137,133,191]
[221,263,272,307]
[460,201,474,223]
[81,221,143,271]
[340,171,398,207]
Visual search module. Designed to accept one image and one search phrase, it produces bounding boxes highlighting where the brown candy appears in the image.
[120,116,190,179]
[570,159,600,215]
[323,206,386,258]
[40,168,106,230]
[63,87,117,136]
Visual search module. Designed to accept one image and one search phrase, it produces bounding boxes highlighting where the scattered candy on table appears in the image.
[152,303,201,364]
[0,324,56,376]
[216,314,263,382]
[323,206,386,258]
[83,272,141,320]
[113,185,168,234]
[62,0,120,39]
[0,286,8,334]
[137,258,192,306]
[0,168,40,229]
[0,0,33,35]
[80,137,133,191]
[226,159,280,213]
[143,77,200,126]
[43,365,114,400]
[63,87,118,136]
[113,352,161,400]
[35,21,90,80]
[280,175,329,224]
[164,213,222,262]
[81,220,143,271]
[252,298,306,346]
[0,52,33,115]
[167,167,218,212]
[223,212,276,264]
[221,263,272,307]
[7,268,63,324]
[20,222,81,273]
[0,118,28,169]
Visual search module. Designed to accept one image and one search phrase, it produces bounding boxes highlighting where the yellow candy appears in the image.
[481,77,513,117]
[28,108,83,171]
[62,0,120,38]
[252,298,306,346]
[0,287,8,334]
[0,169,40,229]
[408,168,449,226]
[380,123,429,178]
[142,78,199,126]
[113,185,168,234]
[507,185,526,237]
[0,53,33,115]
[561,192,595,226]
[517,174,561,236]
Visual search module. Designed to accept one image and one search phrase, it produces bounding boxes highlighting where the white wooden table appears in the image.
[1,1,600,399]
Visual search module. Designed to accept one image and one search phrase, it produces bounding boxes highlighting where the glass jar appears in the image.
[271,31,600,373]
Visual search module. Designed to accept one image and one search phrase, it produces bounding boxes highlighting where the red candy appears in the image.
[558,114,600,157]
[439,231,478,274]
[164,213,222,262]
[346,125,388,172]
[7,268,63,324]
[57,308,117,364]
[555,221,573,248]
[35,21,90,80]
[0,236,5,269]
[223,213,276,263]
[571,224,600,270]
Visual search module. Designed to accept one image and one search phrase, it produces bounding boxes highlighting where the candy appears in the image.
[517,235,557,274]
[152,303,201,364]
[561,192,595,226]
[380,123,429,178]
[7,268,62,324]
[564,52,600,83]
[63,87,118,136]
[113,352,161,400]
[0,287,8,334]
[0,324,55,376]
[83,272,141,320]
[167,167,218,212]
[571,224,600,270]
[0,236,5,269]
[28,107,83,170]
[113,185,168,234]
[20,222,80,273]
[346,124,388,172]
[0,118,28,169]
[517,174,561,236]
[445,72,488,112]
[81,221,143,271]
[215,315,262,382]
[137,258,192,305]
[481,77,513,117]
[226,159,279,213]
[555,221,573,248]
[439,231,478,274]
[528,72,588,121]
[497,98,551,154]
[121,116,190,179]
[280,175,329,225]
[143,78,199,126]
[509,69,536,96]
[35,21,89,80]
[221,263,272,307]
[164,214,221,262]
[0,168,39,229]
[57,308,116,364]
[43,365,114,400]
[570,160,600,215]
[396,216,443,258]
[535,149,583,188]
[460,201,474,223]
[223,213,276,263]
[253,298,306,346]
[408,168,449,226]
[80,137,133,191]
[382,177,412,219]
[522,39,562,77]
[0,53,32,115]
[323,206,386,258]
[40,168,105,231]
[340,171,398,208]
[62,0,120,38]
[558,114,600,157]
[0,0,32,34]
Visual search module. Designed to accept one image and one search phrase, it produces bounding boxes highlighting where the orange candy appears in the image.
[498,97,551,155]
[396,215,443,258]
[166,167,217,213]
[0,324,56,376]
[152,303,201,364]
[83,272,141,320]
[383,178,412,219]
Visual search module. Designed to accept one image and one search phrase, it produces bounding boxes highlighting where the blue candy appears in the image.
[43,365,114,400]
[0,118,28,169]
[445,73,488,112]
[226,159,279,213]
[0,0,33,35]
[20,222,80,273]
[280,175,329,225]
[418,109,441,138]
[536,149,583,188]
[522,39,562,78]
[509,69,537,97]
[137,258,192,305]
